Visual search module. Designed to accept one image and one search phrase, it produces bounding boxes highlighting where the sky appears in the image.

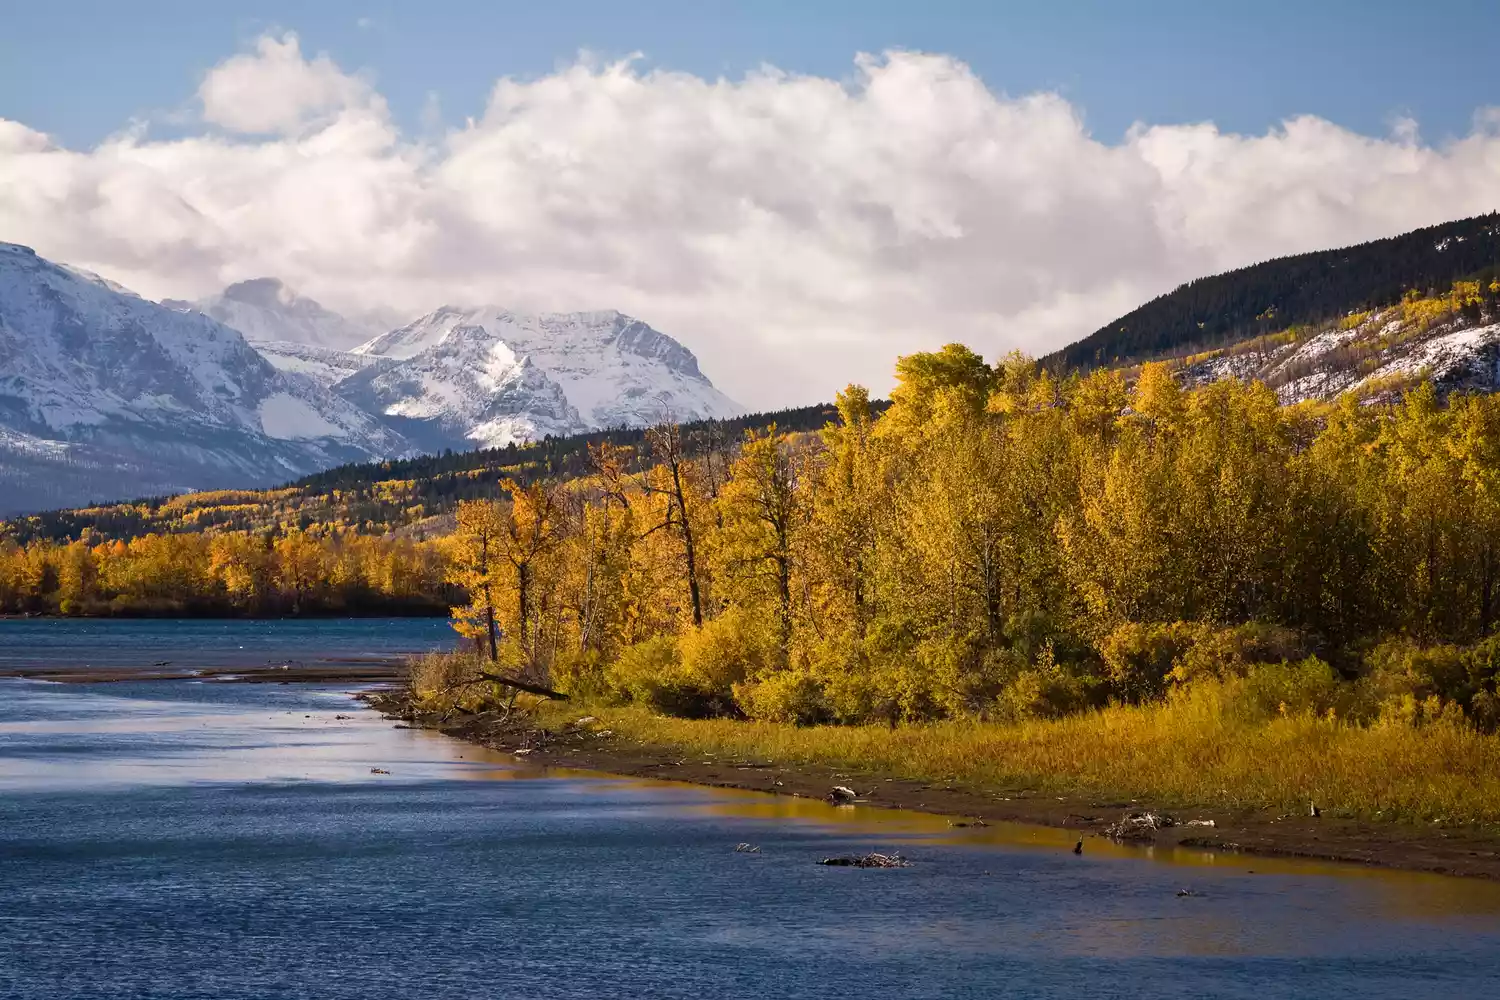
[4,0,1500,408]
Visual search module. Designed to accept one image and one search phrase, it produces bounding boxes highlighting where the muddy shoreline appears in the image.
[362,689,1500,881]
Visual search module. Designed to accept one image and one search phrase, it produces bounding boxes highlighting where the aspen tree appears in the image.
[449,499,507,660]
[719,428,805,659]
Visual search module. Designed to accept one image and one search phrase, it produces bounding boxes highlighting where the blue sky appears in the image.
[6,1,1500,407]
[5,0,1500,148]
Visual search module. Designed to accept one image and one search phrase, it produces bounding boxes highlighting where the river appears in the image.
[3,619,1500,998]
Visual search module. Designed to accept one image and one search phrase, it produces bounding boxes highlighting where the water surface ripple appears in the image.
[2,621,1500,998]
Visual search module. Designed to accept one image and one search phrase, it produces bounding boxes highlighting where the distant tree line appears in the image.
[0,530,452,617]
[1,401,884,546]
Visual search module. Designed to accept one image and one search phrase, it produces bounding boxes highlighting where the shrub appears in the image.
[605,618,768,719]
[1098,621,1201,701]
[678,607,775,697]
[1169,623,1309,685]
[994,643,1100,722]
[734,670,829,725]
[1223,656,1346,722]
[551,647,608,700]
[407,650,487,712]
[795,635,914,725]
[606,635,695,714]
[1098,621,1314,702]
[1360,636,1500,728]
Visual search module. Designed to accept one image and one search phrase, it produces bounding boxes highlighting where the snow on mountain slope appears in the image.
[164,277,375,350]
[353,307,740,439]
[338,323,586,450]
[0,243,409,513]
[254,340,384,388]
[1176,308,1500,405]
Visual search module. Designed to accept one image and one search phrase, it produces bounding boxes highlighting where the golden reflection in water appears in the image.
[411,726,1500,935]
[15,682,1500,940]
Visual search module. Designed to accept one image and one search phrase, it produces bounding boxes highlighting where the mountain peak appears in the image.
[220,277,295,308]
[349,304,739,435]
[0,245,407,514]
[190,278,373,350]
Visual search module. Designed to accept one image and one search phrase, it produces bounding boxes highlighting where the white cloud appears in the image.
[198,33,382,135]
[4,36,1500,408]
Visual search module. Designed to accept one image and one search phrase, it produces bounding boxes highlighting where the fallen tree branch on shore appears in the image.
[478,670,570,701]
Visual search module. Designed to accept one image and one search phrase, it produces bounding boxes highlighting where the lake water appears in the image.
[4,621,1500,998]
[0,617,454,672]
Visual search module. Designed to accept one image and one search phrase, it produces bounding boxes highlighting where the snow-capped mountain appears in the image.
[348,307,740,447]
[0,246,742,513]
[164,278,375,350]
[0,243,408,513]
[338,326,584,451]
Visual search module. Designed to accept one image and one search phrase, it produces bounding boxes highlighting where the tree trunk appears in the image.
[672,462,704,627]
[1482,545,1495,636]
[479,670,569,700]
[518,561,531,660]
[484,596,498,662]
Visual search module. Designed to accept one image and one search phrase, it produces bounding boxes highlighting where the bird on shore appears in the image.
[1073,836,1084,855]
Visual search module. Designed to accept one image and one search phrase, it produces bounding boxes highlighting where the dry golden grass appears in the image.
[408,649,489,712]
[532,685,1500,827]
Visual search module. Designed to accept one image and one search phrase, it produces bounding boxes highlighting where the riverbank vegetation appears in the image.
[430,345,1500,733]
[406,650,1500,825]
[540,693,1500,825]
[401,336,1500,823]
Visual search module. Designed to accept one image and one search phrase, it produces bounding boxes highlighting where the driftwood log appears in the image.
[478,670,570,701]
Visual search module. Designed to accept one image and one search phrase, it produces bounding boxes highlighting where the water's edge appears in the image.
[362,688,1500,881]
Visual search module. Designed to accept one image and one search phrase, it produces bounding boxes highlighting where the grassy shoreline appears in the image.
[369,686,1500,879]
[525,696,1500,827]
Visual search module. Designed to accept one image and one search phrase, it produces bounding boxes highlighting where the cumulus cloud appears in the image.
[3,35,1500,407]
[198,33,383,135]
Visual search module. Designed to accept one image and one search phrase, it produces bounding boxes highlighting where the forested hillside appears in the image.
[1,401,861,547]
[1052,213,1500,369]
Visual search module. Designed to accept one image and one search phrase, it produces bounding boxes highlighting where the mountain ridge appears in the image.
[164,278,378,350]
[0,242,409,513]
[345,305,740,447]
[1051,212,1500,370]
[0,249,742,513]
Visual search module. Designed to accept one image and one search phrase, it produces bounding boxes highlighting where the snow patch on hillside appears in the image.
[258,392,345,440]
[1177,309,1500,405]
[255,341,383,387]
[1356,324,1500,387]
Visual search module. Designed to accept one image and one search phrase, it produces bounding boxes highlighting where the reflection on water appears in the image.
[3,674,1500,998]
